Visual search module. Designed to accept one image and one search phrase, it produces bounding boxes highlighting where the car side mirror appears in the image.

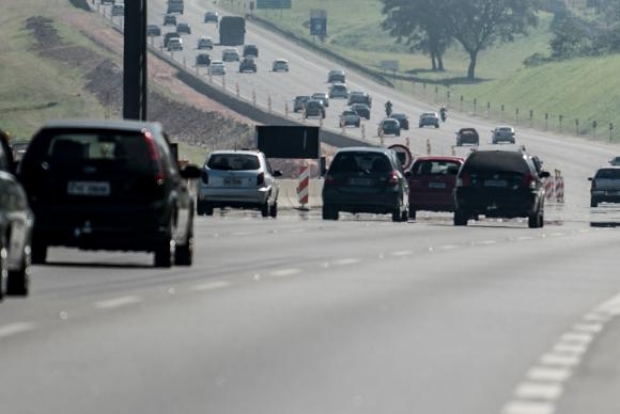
[539,171,551,179]
[180,164,202,179]
[273,170,283,177]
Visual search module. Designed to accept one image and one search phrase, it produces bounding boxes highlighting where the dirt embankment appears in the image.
[24,15,253,150]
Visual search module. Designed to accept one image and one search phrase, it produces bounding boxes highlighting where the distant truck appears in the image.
[219,16,246,46]
[167,0,184,14]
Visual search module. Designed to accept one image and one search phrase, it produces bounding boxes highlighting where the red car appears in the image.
[407,156,464,219]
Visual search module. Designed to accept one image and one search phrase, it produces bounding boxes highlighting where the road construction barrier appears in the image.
[252,90,256,105]
[426,139,431,155]
[235,83,240,97]
[361,124,366,140]
[380,132,385,147]
[284,102,289,117]
[555,170,564,203]
[319,116,324,128]
[268,95,272,111]
[405,137,410,148]
[543,177,555,200]
[296,165,310,207]
[222,76,226,89]
[451,145,456,156]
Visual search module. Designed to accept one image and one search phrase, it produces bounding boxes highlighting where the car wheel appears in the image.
[392,207,402,222]
[322,205,338,220]
[409,208,417,220]
[419,124,423,128]
[196,200,206,216]
[454,210,468,226]
[539,208,545,228]
[269,202,278,218]
[205,202,214,216]
[154,222,174,268]
[528,206,542,229]
[31,239,47,265]
[590,198,598,208]
[401,208,409,223]
[174,225,193,266]
[261,201,270,218]
[7,242,31,296]
[396,131,401,136]
[435,124,440,129]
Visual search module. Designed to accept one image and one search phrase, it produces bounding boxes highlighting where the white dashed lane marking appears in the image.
[0,322,36,339]
[526,367,572,382]
[539,353,581,367]
[94,296,142,310]
[502,401,556,414]
[192,281,232,291]
[270,268,301,277]
[390,250,413,257]
[514,382,564,400]
[333,258,361,266]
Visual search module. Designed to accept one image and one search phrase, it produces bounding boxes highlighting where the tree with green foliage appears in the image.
[445,0,540,79]
[380,0,452,71]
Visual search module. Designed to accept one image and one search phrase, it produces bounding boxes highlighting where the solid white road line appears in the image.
[502,401,556,414]
[0,322,36,339]
[270,268,301,277]
[514,382,563,400]
[94,296,142,310]
[192,281,232,291]
[526,367,572,382]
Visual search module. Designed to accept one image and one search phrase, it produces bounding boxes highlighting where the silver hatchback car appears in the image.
[197,150,282,217]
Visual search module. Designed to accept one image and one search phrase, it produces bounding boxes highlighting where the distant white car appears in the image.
[222,48,240,62]
[197,36,214,50]
[272,58,289,72]
[167,37,183,51]
[608,156,620,166]
[208,60,226,75]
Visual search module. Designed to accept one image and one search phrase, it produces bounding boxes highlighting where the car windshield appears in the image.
[207,154,260,171]
[330,152,392,174]
[596,168,620,179]
[413,160,461,176]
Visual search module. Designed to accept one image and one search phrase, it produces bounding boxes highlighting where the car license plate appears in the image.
[224,177,242,186]
[428,182,446,189]
[67,181,110,196]
[349,178,372,186]
[484,179,507,188]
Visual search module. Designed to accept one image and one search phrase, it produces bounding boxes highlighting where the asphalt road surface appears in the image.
[1,1,619,413]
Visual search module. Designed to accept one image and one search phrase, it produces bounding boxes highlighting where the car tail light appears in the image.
[324,175,336,186]
[257,172,265,186]
[520,173,537,190]
[143,130,164,185]
[201,169,209,184]
[456,172,470,187]
[388,171,399,186]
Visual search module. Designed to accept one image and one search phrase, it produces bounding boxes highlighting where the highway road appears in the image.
[1,1,620,413]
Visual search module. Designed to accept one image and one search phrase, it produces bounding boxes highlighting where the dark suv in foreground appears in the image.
[322,147,409,222]
[18,120,201,267]
[453,149,549,228]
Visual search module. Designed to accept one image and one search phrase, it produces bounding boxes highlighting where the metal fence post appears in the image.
[530,110,533,128]
[559,115,563,133]
[545,113,549,131]
[473,98,477,115]
[575,119,579,136]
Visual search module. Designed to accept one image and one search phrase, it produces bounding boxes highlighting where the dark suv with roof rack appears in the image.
[453,149,549,228]
[18,119,201,267]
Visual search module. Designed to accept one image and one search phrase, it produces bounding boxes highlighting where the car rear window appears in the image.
[330,152,392,174]
[207,154,260,171]
[25,130,153,172]
[499,127,513,132]
[595,169,620,179]
[413,160,461,176]
[463,151,530,174]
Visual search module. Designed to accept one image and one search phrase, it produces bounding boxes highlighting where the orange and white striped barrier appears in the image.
[296,165,310,207]
[543,176,555,200]
[555,174,564,203]
[426,139,431,155]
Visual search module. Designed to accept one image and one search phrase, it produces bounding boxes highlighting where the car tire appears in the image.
[269,202,278,218]
[409,208,417,220]
[196,200,206,216]
[435,124,440,129]
[528,206,542,229]
[154,231,174,268]
[419,124,423,128]
[31,239,47,265]
[7,243,31,296]
[590,198,598,208]
[401,209,409,223]
[205,202,214,216]
[396,131,401,136]
[453,210,468,226]
[174,225,193,266]
[392,208,402,222]
[261,201,270,218]
[322,206,338,221]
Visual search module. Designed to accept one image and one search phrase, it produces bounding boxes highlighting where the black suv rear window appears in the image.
[595,169,620,179]
[26,131,153,172]
[463,151,530,174]
[207,154,260,171]
[413,160,461,176]
[330,152,392,174]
